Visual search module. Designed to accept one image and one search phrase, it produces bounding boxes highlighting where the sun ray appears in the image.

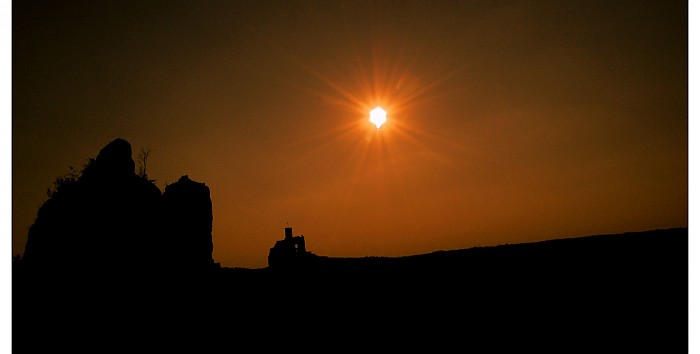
[266,33,474,203]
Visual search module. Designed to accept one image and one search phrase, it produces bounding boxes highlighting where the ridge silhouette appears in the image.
[12,138,688,352]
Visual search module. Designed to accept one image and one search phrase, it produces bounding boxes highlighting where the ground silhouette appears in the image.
[12,138,688,352]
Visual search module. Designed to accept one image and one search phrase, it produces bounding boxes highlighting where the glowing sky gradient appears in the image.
[12,0,687,268]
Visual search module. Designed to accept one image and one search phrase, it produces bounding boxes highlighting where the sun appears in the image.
[369,106,387,130]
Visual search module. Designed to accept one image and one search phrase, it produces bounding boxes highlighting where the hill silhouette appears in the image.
[13,139,687,352]
[220,227,688,351]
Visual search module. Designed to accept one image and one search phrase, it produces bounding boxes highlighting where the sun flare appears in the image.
[369,106,387,130]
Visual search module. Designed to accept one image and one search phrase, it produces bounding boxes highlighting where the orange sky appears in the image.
[12,0,687,269]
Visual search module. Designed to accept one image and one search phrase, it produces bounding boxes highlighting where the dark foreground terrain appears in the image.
[14,228,687,352]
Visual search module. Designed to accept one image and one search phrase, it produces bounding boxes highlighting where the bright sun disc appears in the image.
[369,106,387,130]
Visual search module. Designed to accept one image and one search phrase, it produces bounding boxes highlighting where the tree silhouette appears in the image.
[137,147,151,179]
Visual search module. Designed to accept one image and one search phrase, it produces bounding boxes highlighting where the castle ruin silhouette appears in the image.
[268,226,310,269]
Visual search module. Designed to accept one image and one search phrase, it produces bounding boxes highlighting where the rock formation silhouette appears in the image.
[162,175,214,273]
[22,138,163,278]
[20,138,215,279]
[15,138,219,353]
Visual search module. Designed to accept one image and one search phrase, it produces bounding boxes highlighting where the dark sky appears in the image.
[12,0,687,269]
